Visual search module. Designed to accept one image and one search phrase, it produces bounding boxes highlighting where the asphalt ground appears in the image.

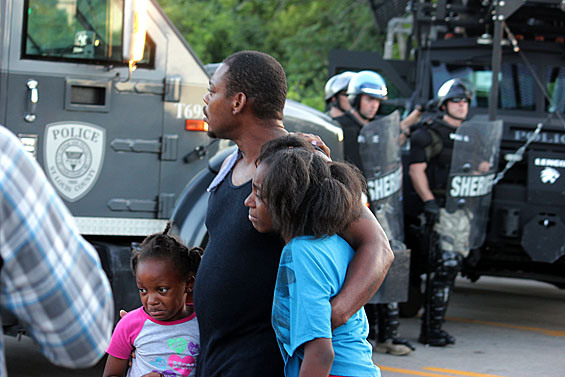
[372,276,565,377]
[4,276,565,376]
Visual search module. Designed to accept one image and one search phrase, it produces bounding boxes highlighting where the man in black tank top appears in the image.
[196,51,394,376]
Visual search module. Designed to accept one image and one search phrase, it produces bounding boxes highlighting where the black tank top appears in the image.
[194,168,285,377]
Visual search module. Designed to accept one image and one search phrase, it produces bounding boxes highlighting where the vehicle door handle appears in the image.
[24,80,38,122]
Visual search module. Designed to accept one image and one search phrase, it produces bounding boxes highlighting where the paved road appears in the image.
[4,276,565,376]
[373,277,565,377]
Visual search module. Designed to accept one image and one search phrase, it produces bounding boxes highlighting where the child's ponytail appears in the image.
[162,221,172,236]
[131,222,203,279]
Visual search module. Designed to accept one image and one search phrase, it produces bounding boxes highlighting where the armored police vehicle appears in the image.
[0,0,343,333]
[330,0,565,304]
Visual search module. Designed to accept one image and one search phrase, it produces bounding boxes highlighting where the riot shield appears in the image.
[359,110,404,243]
[438,118,503,256]
[360,110,409,304]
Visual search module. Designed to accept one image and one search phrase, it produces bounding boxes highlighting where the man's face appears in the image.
[445,97,469,122]
[337,92,351,112]
[203,63,235,139]
[359,94,380,120]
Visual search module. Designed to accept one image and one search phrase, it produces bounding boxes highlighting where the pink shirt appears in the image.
[107,307,199,377]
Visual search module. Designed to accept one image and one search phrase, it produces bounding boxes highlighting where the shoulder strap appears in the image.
[424,126,443,161]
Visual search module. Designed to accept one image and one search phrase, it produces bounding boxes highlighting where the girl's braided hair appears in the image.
[131,222,203,279]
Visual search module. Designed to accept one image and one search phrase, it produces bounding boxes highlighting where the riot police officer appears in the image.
[408,78,473,346]
[333,70,387,168]
[336,70,413,356]
[324,71,355,119]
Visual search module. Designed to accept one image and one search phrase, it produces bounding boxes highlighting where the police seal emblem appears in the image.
[44,122,105,202]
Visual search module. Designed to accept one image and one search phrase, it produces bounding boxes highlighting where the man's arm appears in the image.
[409,162,434,202]
[0,127,114,368]
[399,108,422,146]
[331,206,394,329]
[477,160,491,173]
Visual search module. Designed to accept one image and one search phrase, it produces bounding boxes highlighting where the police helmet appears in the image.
[324,71,355,102]
[347,71,388,109]
[437,78,473,109]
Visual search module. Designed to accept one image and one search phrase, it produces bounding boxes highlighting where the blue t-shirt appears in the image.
[272,235,380,377]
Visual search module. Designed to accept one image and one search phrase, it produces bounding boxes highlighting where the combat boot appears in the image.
[419,250,462,346]
[373,339,412,356]
[374,303,414,355]
[418,328,455,346]
[419,289,455,347]
[419,282,456,347]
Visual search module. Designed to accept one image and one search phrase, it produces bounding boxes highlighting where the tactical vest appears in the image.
[424,120,456,202]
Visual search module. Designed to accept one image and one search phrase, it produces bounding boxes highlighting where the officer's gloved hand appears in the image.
[423,199,440,225]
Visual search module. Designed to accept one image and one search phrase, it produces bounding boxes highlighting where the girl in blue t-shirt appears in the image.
[244,135,380,377]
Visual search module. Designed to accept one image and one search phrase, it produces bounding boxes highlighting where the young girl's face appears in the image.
[136,258,192,322]
[244,162,275,233]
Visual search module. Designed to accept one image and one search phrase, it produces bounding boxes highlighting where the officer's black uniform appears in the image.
[409,115,463,346]
[410,116,457,202]
[334,111,364,169]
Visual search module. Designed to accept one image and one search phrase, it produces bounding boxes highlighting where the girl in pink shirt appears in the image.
[104,223,202,377]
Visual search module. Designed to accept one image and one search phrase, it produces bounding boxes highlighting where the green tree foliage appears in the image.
[27,0,121,59]
[157,0,385,111]
[27,0,74,53]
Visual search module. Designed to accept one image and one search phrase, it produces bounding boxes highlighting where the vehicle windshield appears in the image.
[23,0,152,65]
[431,62,565,113]
[547,67,565,114]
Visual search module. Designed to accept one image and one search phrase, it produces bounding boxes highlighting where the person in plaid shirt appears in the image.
[0,125,114,375]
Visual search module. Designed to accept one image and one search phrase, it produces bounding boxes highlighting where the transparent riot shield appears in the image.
[438,118,503,256]
[358,110,404,243]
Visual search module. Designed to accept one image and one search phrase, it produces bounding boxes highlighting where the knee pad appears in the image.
[435,251,463,283]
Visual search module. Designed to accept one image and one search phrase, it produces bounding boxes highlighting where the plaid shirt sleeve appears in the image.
[0,126,114,372]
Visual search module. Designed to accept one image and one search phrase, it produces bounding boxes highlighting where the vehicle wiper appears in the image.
[75,6,108,51]
[26,34,42,54]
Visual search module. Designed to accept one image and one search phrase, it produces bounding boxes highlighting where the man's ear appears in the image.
[232,92,247,115]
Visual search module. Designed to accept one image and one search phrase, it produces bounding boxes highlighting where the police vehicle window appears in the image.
[546,67,565,114]
[431,62,537,111]
[431,63,476,106]
[23,0,153,66]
